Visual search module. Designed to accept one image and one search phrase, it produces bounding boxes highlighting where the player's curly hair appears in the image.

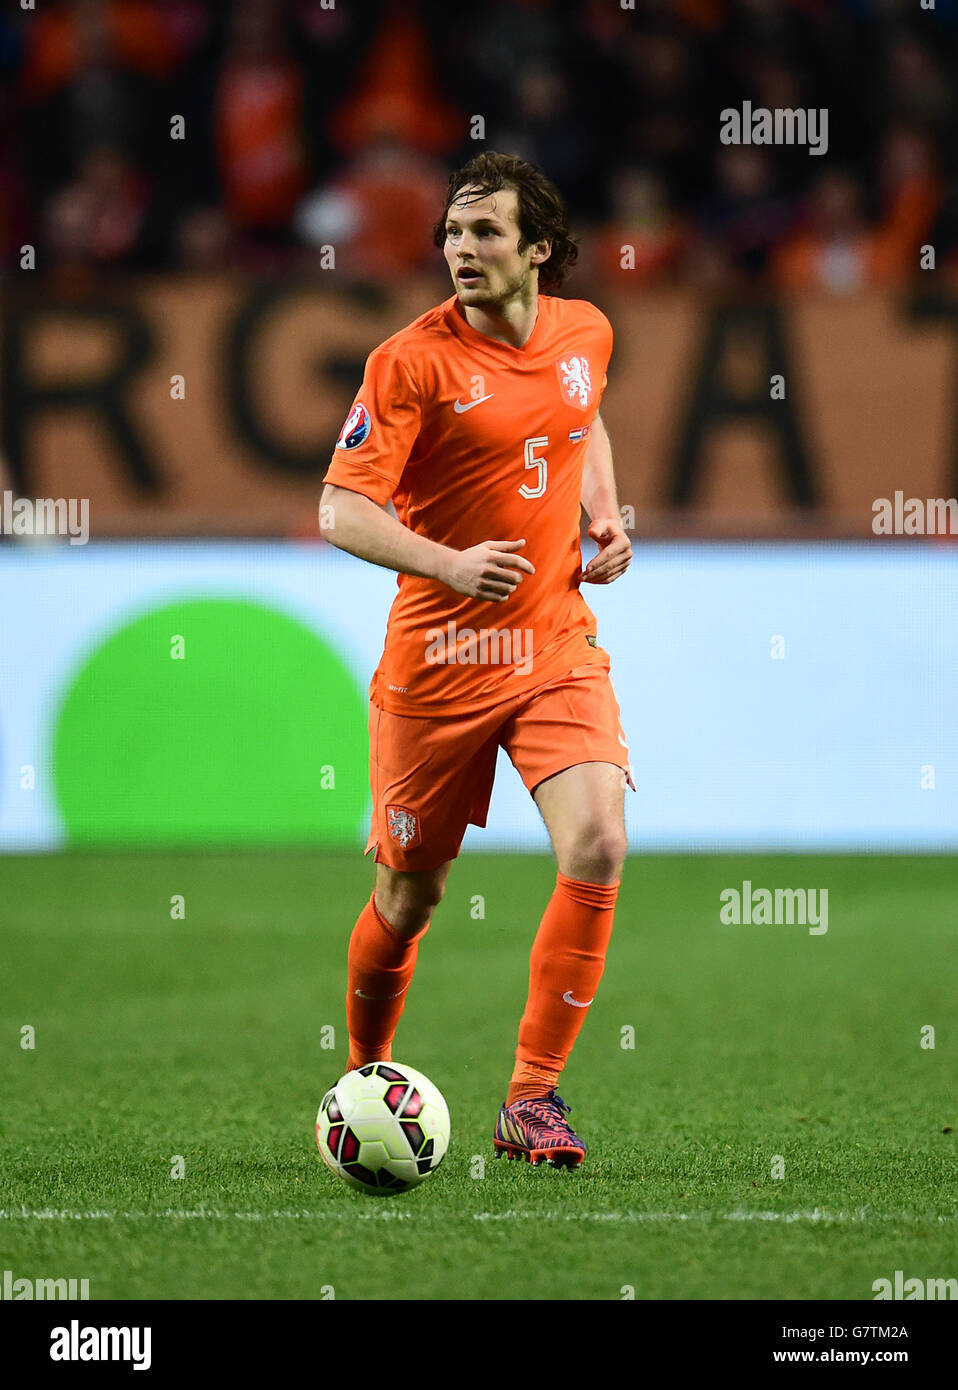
[432,151,578,292]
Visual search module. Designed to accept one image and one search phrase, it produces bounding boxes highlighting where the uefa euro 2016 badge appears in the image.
[336,402,372,449]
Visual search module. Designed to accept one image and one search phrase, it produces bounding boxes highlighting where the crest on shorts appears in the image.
[556,354,594,410]
[386,804,420,849]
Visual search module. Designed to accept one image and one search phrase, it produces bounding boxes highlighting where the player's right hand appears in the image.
[442,539,536,602]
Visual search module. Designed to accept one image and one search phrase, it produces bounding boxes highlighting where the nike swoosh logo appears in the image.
[563,991,593,1007]
[453,394,495,413]
[354,987,406,1001]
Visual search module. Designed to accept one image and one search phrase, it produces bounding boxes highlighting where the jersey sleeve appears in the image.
[323,347,422,505]
[594,305,613,402]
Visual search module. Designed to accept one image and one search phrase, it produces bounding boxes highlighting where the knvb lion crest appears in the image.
[556,354,594,410]
[386,804,420,849]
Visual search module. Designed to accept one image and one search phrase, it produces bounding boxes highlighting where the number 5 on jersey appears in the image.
[520,436,549,499]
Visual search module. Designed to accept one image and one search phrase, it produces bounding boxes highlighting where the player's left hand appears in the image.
[581,518,632,584]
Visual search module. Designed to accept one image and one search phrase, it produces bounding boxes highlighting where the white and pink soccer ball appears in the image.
[316,1062,450,1195]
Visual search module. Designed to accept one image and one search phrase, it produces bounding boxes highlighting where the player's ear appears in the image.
[530,240,551,268]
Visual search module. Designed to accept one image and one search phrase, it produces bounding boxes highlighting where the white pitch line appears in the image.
[0,1207,955,1225]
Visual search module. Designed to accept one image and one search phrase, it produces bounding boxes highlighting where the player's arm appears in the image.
[320,482,535,603]
[580,412,632,585]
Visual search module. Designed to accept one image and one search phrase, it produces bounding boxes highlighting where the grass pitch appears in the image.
[0,851,955,1300]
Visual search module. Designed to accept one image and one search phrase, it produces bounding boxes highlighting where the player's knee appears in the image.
[375,870,446,937]
[385,901,434,937]
[562,823,627,885]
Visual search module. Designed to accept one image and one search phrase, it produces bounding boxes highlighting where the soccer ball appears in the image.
[316,1062,450,1195]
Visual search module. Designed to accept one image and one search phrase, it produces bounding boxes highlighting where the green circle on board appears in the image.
[53,598,368,846]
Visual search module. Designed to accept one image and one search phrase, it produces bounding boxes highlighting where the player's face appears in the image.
[443,188,549,308]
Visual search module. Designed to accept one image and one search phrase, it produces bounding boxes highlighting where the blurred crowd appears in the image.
[1,0,957,292]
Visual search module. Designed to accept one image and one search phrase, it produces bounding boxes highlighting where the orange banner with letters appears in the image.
[1,276,955,538]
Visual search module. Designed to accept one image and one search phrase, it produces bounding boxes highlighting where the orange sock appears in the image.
[346,891,428,1068]
[506,872,619,1106]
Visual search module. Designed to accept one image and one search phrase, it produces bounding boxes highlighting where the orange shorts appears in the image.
[365,662,634,872]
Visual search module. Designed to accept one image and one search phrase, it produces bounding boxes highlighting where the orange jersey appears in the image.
[324,293,614,714]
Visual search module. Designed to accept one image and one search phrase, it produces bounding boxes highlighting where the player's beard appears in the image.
[460,264,537,312]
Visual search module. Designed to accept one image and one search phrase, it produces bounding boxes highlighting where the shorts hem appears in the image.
[366,839,465,873]
[527,757,636,798]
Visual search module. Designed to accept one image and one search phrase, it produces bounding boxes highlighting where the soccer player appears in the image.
[321,152,633,1167]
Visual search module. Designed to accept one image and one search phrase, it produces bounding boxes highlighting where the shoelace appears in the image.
[524,1091,573,1133]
